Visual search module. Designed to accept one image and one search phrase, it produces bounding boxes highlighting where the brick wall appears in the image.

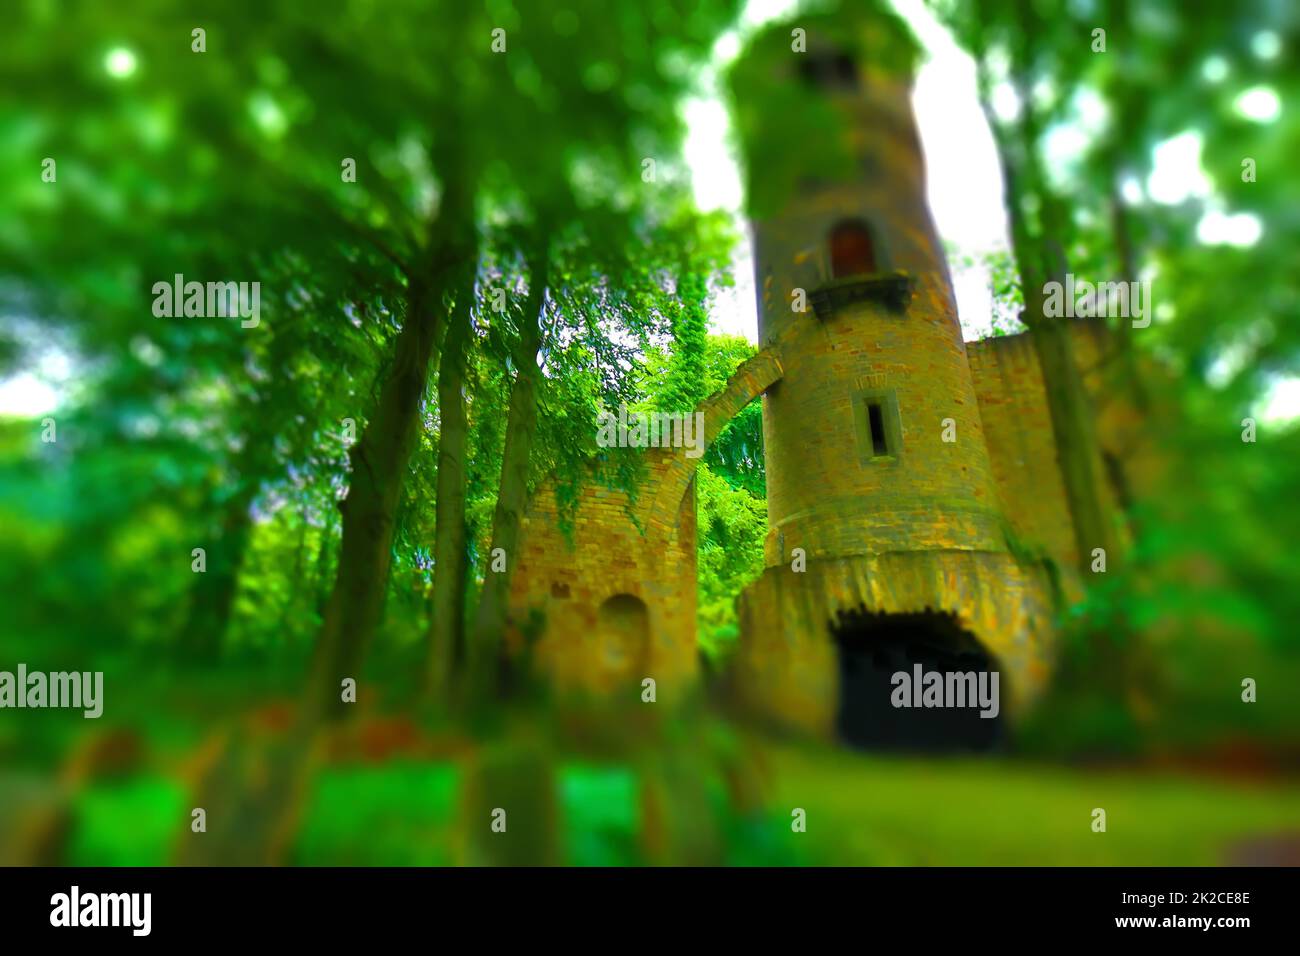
[968,319,1129,575]
[759,274,1007,567]
[734,550,1057,735]
[506,350,783,699]
[504,16,1147,733]
[508,452,700,699]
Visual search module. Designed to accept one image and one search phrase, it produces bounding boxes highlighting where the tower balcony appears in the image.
[809,270,915,319]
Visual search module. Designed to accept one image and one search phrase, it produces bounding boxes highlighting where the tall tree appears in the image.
[936,0,1123,574]
[468,233,550,697]
[425,281,477,695]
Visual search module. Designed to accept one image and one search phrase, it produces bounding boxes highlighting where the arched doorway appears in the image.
[596,594,650,687]
[830,608,1005,752]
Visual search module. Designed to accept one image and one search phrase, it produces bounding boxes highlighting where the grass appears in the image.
[294,763,461,866]
[68,777,187,866]
[558,764,642,866]
[759,740,1300,865]
[55,732,1300,866]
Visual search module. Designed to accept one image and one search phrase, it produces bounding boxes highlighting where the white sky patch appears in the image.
[1201,55,1229,83]
[105,47,137,79]
[1147,131,1210,205]
[1043,87,1110,184]
[682,96,742,211]
[1042,123,1089,178]
[0,322,75,418]
[1255,376,1300,426]
[1207,351,1245,390]
[989,81,1022,124]
[905,0,1011,255]
[1207,318,1274,389]
[1120,175,1145,205]
[903,0,1015,340]
[0,373,59,417]
[1234,85,1281,123]
[1251,31,1281,61]
[681,22,757,343]
[686,0,1013,342]
[738,0,802,30]
[1197,209,1263,247]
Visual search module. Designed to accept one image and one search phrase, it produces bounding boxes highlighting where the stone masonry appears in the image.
[505,12,1134,741]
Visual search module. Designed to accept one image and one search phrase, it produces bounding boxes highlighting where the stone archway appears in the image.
[506,346,785,695]
[830,607,1006,753]
[642,347,784,543]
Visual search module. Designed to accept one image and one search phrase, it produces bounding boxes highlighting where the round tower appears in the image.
[735,13,1004,567]
[728,8,1055,744]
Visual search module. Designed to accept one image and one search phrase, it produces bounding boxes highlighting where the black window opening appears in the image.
[867,401,889,457]
[798,49,858,90]
[829,219,878,278]
[854,388,900,462]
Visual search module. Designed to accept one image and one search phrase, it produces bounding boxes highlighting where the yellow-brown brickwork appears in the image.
[969,320,1135,575]
[729,18,1066,736]
[506,349,783,699]
[505,15,1144,741]
[968,331,1080,570]
[734,551,1057,735]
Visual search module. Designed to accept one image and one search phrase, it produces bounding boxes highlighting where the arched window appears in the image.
[829,219,878,278]
[596,594,650,686]
[798,49,859,90]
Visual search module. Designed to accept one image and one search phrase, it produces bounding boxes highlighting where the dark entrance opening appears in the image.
[830,607,1006,753]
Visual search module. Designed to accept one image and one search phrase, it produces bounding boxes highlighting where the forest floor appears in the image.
[5,656,1296,865]
[43,714,1300,866]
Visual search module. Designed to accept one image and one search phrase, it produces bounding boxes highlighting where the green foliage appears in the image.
[69,778,187,866]
[639,333,768,657]
[696,464,767,659]
[948,245,1028,339]
[0,0,744,664]
[295,764,461,866]
[931,0,1300,755]
[559,764,642,866]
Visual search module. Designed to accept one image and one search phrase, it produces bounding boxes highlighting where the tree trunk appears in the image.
[304,168,476,724]
[313,507,335,618]
[425,283,475,697]
[1012,223,1121,575]
[978,25,1122,576]
[1023,281,1120,572]
[468,247,549,701]
[1106,175,1151,414]
[1099,0,1150,414]
[276,506,311,635]
[180,483,256,661]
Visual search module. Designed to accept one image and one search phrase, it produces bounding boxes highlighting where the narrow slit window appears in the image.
[853,387,900,463]
[867,401,889,457]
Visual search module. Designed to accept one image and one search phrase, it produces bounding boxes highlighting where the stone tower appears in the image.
[752,41,1003,571]
[731,10,1057,745]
